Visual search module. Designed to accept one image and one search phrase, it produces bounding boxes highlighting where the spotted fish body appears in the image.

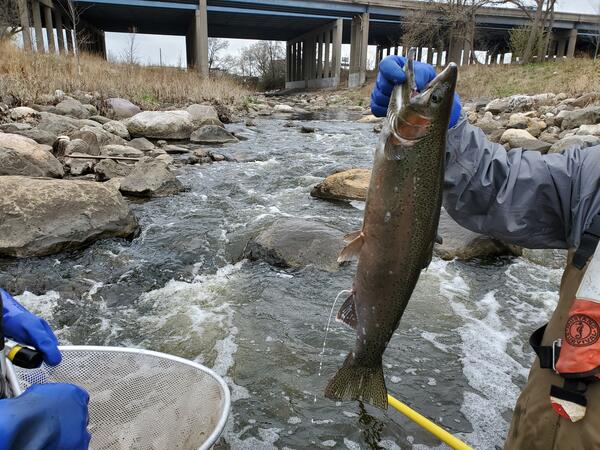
[325,52,458,409]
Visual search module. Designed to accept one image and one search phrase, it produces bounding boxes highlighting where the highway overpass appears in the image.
[14,0,600,89]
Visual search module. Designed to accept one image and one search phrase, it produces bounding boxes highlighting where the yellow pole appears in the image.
[387,394,473,450]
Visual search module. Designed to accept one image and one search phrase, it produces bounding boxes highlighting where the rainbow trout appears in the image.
[325,51,457,409]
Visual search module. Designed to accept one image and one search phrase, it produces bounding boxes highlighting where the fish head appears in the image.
[388,61,458,146]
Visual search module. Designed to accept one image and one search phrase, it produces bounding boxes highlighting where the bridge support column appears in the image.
[567,28,577,58]
[186,1,209,75]
[17,0,32,51]
[65,26,74,54]
[54,11,64,54]
[285,19,342,89]
[426,47,434,65]
[556,38,567,58]
[43,5,56,53]
[31,0,44,52]
[348,12,369,88]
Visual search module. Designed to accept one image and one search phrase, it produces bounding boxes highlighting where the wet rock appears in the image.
[126,110,195,139]
[101,144,144,158]
[283,121,296,128]
[243,218,344,272]
[522,248,568,269]
[12,128,57,146]
[104,98,141,119]
[128,137,155,151]
[500,129,551,152]
[548,135,600,154]
[576,124,600,136]
[190,125,238,144]
[54,98,90,119]
[65,155,95,176]
[373,123,383,133]
[557,105,600,130]
[0,133,63,178]
[119,157,183,197]
[9,106,40,122]
[89,115,112,125]
[0,176,138,258]
[102,121,130,140]
[186,104,223,127]
[94,159,133,181]
[0,123,32,133]
[435,209,521,261]
[163,144,189,154]
[310,168,370,202]
[245,119,256,127]
[300,126,315,133]
[357,114,382,124]
[155,154,174,165]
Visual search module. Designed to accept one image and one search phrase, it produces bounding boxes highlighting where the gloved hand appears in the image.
[0,289,61,366]
[370,55,462,128]
[0,383,90,449]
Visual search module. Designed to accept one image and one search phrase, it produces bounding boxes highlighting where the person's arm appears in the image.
[444,115,600,249]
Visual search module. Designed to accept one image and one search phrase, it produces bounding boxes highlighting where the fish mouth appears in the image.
[390,110,431,145]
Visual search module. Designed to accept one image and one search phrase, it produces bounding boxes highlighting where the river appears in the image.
[0,111,561,449]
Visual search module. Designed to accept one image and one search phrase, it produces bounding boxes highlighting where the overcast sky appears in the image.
[102,0,597,67]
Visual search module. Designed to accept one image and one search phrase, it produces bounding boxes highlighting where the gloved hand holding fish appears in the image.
[325,49,458,409]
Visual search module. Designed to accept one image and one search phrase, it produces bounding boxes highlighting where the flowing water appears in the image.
[0,112,562,449]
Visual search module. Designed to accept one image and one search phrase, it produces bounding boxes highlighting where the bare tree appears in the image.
[239,41,285,88]
[0,0,22,41]
[506,0,557,64]
[207,38,229,71]
[121,32,139,65]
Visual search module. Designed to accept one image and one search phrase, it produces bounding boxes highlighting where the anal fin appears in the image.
[336,293,357,329]
[338,232,364,263]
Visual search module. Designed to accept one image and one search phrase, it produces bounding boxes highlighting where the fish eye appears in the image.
[431,92,441,104]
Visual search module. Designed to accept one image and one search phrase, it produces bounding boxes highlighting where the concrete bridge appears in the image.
[14,0,600,89]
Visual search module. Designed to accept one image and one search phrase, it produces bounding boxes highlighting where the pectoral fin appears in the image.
[344,229,362,243]
[338,232,364,263]
[336,293,357,329]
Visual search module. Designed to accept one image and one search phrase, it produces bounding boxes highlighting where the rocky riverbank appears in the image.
[3,87,594,265]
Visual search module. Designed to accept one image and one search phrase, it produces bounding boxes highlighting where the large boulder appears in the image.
[485,95,535,114]
[66,130,101,155]
[104,98,141,119]
[37,112,93,136]
[435,209,521,260]
[128,137,155,151]
[71,125,126,147]
[54,98,90,119]
[186,104,223,127]
[243,218,344,272]
[190,125,238,144]
[0,133,63,178]
[12,128,57,146]
[557,105,600,130]
[9,106,40,122]
[119,157,183,197]
[94,159,133,181]
[548,135,600,154]
[310,168,370,201]
[102,121,130,140]
[0,176,138,257]
[126,111,195,139]
[500,129,552,152]
[64,154,96,176]
[576,124,600,136]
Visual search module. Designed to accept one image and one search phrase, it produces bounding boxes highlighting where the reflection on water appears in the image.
[0,112,561,449]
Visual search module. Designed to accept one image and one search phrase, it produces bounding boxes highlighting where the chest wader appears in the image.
[530,215,600,422]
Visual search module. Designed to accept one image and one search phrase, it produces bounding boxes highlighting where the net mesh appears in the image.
[14,347,228,450]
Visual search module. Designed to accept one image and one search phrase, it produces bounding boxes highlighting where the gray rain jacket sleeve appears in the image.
[443,116,600,250]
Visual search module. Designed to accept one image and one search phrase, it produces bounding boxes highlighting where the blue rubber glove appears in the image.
[0,383,90,449]
[0,289,61,366]
[371,55,462,128]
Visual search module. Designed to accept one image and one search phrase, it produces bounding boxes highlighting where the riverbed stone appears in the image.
[54,98,90,119]
[104,97,141,119]
[12,128,57,146]
[186,104,223,127]
[0,123,32,133]
[576,124,600,136]
[435,209,521,261]
[476,112,502,134]
[0,133,63,178]
[65,154,96,176]
[64,139,90,156]
[102,121,130,140]
[310,168,370,201]
[500,129,551,152]
[0,176,138,257]
[94,159,133,181]
[557,105,600,130]
[9,106,40,122]
[71,125,125,147]
[100,144,144,159]
[190,125,238,144]
[126,110,195,139]
[119,157,183,197]
[548,135,600,153]
[243,218,344,272]
[128,137,155,151]
[273,104,294,113]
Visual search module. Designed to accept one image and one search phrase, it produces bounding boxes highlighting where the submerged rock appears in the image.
[0,176,138,257]
[310,168,370,201]
[0,133,63,178]
[243,218,344,272]
[119,157,183,197]
[435,210,521,261]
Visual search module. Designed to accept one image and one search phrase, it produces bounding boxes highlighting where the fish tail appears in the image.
[324,353,388,409]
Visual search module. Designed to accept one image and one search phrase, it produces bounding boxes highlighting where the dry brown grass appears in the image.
[0,41,250,109]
